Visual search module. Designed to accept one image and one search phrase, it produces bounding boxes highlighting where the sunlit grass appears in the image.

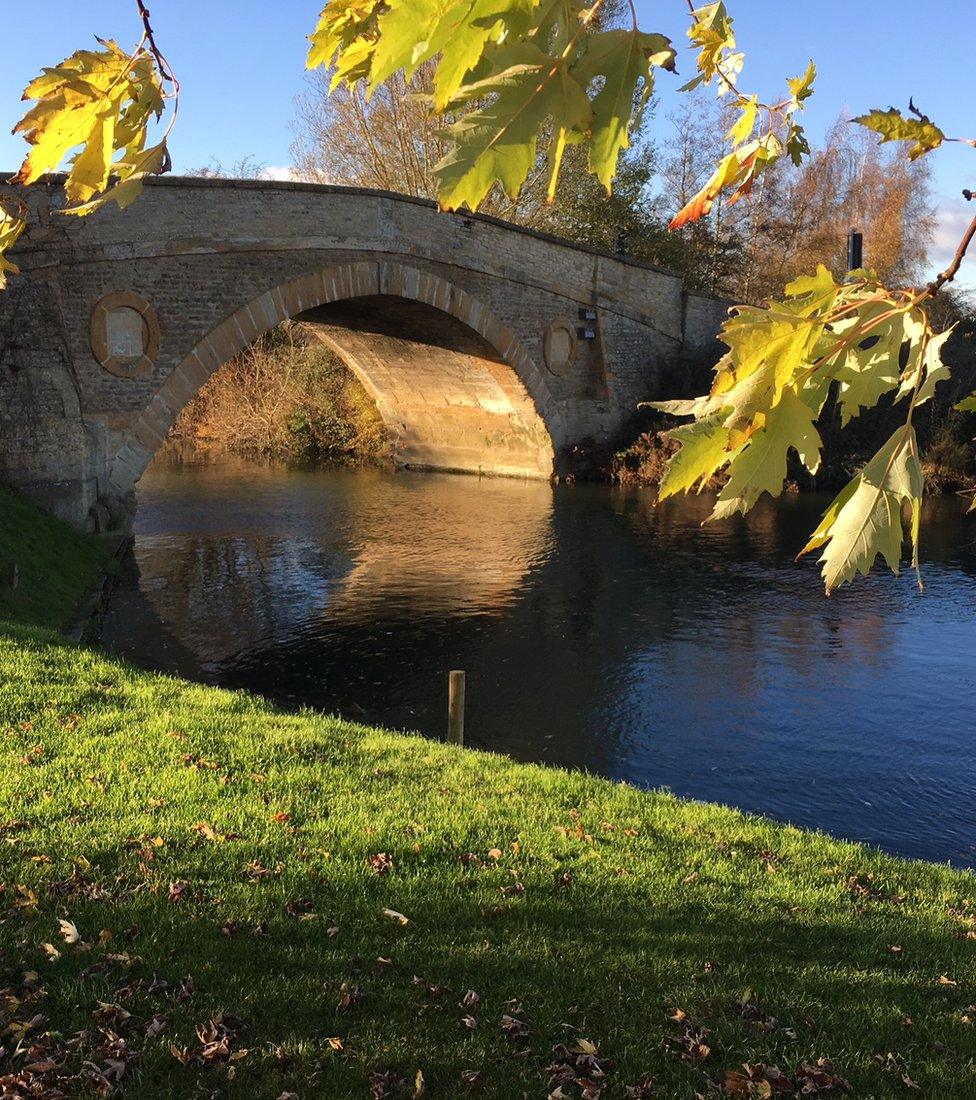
[2,624,976,1097]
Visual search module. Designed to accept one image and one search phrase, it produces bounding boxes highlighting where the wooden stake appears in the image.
[448,670,465,745]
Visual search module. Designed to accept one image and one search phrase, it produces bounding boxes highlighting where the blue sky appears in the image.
[1,1,972,280]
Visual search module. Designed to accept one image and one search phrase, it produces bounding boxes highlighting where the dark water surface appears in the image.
[100,460,976,866]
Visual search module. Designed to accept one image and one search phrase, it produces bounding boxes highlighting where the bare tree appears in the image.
[292,64,450,198]
[654,91,748,294]
[290,64,689,265]
[748,120,934,299]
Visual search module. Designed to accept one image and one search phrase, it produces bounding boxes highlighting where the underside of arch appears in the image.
[108,262,560,507]
[300,296,553,478]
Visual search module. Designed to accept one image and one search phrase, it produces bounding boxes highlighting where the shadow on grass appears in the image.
[2,626,976,1096]
[5,853,976,1098]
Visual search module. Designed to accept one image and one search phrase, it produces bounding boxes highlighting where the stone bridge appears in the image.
[0,176,728,529]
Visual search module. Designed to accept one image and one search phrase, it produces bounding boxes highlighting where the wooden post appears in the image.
[5,562,18,591]
[448,670,465,745]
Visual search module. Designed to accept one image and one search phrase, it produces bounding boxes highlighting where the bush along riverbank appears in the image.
[609,407,976,493]
[606,310,976,493]
[162,321,391,468]
[3,487,976,1096]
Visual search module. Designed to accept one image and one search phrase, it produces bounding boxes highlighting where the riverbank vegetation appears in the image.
[609,304,976,493]
[164,322,391,467]
[2,490,976,1097]
[0,485,106,628]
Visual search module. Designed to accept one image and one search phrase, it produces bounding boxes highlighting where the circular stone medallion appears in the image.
[90,291,160,378]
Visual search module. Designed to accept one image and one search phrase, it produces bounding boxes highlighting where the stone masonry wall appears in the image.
[0,177,728,529]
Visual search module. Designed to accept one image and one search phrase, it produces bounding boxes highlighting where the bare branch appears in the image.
[926,210,976,296]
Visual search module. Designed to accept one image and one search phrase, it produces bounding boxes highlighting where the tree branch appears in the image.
[133,1,177,87]
[132,0,179,174]
[926,208,976,296]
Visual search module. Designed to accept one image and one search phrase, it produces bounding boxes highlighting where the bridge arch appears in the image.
[107,260,563,505]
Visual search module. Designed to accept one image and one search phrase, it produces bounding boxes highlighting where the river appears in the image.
[100,458,976,866]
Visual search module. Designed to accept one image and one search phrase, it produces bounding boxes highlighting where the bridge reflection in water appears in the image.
[100,459,976,866]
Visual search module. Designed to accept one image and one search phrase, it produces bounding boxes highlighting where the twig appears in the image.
[133,1,177,88]
[132,0,180,174]
[926,211,976,296]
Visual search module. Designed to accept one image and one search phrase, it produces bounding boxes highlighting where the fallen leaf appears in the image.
[369,852,395,875]
[500,1013,530,1038]
[381,908,410,925]
[58,919,80,944]
[146,1013,168,1038]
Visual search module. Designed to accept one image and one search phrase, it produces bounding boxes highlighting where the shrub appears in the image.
[166,322,391,465]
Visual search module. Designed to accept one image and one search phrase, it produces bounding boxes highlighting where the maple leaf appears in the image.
[58,918,81,944]
[799,425,924,593]
[12,40,169,215]
[681,1,738,93]
[709,389,822,521]
[898,324,955,407]
[307,0,384,73]
[371,0,534,109]
[786,59,816,108]
[435,42,592,210]
[669,133,783,229]
[654,418,741,500]
[569,29,675,191]
[830,306,909,425]
[725,94,758,147]
[852,105,945,160]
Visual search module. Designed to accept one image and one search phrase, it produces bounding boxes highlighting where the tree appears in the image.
[654,90,747,293]
[2,0,975,594]
[292,64,456,200]
[526,138,686,267]
[738,120,935,303]
[291,57,689,268]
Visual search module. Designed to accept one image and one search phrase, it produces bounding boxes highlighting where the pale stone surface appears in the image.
[0,178,729,529]
[105,308,146,359]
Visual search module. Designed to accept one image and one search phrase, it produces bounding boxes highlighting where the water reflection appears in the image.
[101,459,976,866]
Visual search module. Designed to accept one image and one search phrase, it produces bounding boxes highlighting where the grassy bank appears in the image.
[0,485,107,629]
[2,493,976,1097]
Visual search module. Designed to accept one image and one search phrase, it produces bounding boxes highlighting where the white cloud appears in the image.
[927,197,975,291]
[930,199,973,267]
[258,165,300,182]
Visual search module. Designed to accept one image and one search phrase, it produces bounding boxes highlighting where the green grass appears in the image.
[0,485,106,629]
[2,492,976,1096]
